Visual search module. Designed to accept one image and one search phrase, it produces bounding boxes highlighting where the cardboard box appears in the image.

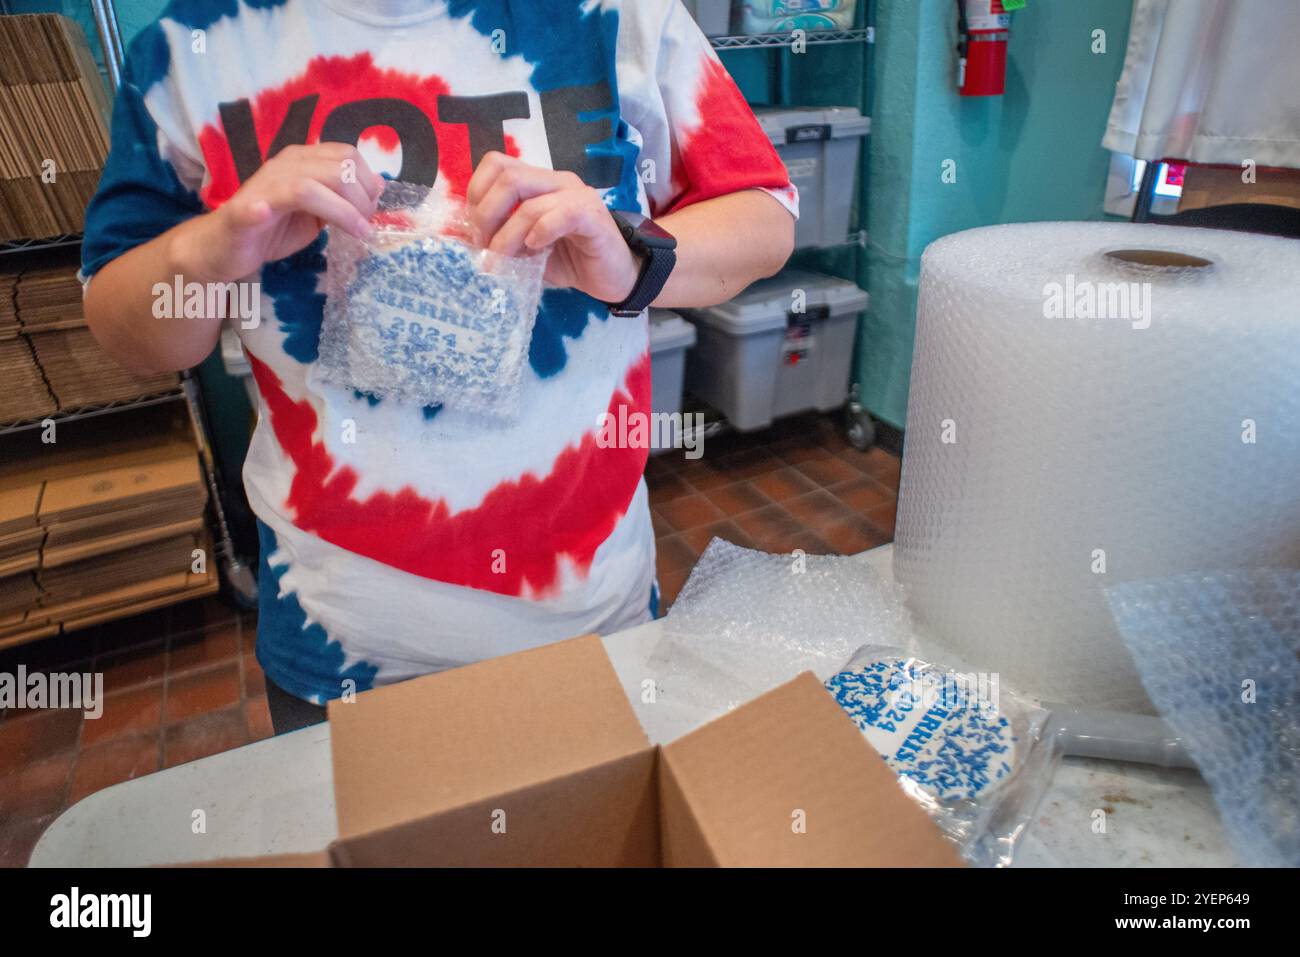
[0,413,210,646]
[203,634,963,868]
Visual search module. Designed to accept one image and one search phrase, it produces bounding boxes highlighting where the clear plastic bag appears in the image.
[318,181,549,419]
[825,645,1062,867]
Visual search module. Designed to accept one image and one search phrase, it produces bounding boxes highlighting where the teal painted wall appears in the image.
[861,0,1132,427]
[5,0,154,62]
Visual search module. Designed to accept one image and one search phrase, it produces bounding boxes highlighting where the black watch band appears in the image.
[607,210,677,317]
[610,246,676,317]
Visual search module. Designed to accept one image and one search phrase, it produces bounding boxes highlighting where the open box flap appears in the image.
[329,633,651,844]
[329,750,661,867]
[660,673,965,867]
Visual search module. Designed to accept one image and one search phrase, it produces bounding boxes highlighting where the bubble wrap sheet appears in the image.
[318,182,548,419]
[894,223,1300,712]
[653,539,913,721]
[1107,570,1300,867]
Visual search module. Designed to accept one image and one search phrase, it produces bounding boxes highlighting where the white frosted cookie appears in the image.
[826,655,1017,803]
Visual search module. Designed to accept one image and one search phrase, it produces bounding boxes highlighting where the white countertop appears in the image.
[30,546,1235,868]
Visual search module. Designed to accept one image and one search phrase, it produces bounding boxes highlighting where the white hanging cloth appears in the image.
[1103,0,1300,169]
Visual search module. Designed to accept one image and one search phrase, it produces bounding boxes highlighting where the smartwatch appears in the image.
[607,209,677,317]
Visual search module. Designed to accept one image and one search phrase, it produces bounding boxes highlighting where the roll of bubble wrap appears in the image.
[894,222,1300,712]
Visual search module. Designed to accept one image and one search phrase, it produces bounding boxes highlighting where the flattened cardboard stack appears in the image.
[0,14,110,242]
[32,326,179,407]
[193,635,966,868]
[0,264,179,423]
[0,426,214,649]
[0,335,57,422]
[0,478,48,639]
[15,263,84,332]
[0,483,42,578]
[0,270,17,338]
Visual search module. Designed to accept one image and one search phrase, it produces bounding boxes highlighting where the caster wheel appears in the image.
[221,558,259,611]
[846,406,877,452]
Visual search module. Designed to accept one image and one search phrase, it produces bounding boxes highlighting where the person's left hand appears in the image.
[466,152,641,304]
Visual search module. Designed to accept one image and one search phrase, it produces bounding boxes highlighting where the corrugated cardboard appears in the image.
[0,619,58,650]
[0,549,40,576]
[198,634,962,868]
[660,673,963,867]
[38,450,202,523]
[0,415,209,647]
[42,517,203,567]
[329,634,660,867]
[0,479,40,535]
[0,15,110,242]
[48,566,215,628]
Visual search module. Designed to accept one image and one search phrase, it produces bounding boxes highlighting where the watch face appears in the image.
[612,209,677,250]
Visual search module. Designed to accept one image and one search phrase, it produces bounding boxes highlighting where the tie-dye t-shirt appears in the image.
[81,0,797,704]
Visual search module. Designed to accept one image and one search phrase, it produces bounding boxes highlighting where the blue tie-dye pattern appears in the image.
[448,2,641,378]
[119,16,170,91]
[347,389,439,419]
[607,116,644,214]
[161,0,288,34]
[262,233,328,364]
[648,581,660,620]
[350,392,441,419]
[444,2,638,209]
[529,288,605,378]
[256,520,379,704]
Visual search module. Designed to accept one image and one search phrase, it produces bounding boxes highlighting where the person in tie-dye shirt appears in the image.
[82,0,797,732]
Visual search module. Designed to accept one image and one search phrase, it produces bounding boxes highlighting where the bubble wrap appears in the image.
[894,222,1300,712]
[318,182,548,420]
[652,539,913,720]
[1107,570,1300,867]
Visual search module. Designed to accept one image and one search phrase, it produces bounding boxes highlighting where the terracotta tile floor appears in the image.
[0,600,267,867]
[649,411,900,610]
[0,410,900,866]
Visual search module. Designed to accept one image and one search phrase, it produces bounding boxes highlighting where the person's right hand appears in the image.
[173,142,384,283]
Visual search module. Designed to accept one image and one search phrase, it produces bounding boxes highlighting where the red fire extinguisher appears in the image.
[956,0,1014,96]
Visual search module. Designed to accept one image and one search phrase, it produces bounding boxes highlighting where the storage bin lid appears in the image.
[649,308,697,353]
[754,106,871,148]
[684,270,870,336]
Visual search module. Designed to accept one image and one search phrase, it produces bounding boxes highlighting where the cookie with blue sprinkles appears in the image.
[325,231,538,415]
[825,656,1018,803]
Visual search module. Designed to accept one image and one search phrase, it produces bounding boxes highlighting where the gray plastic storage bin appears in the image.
[649,309,697,451]
[683,270,868,432]
[681,0,731,37]
[755,106,870,249]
